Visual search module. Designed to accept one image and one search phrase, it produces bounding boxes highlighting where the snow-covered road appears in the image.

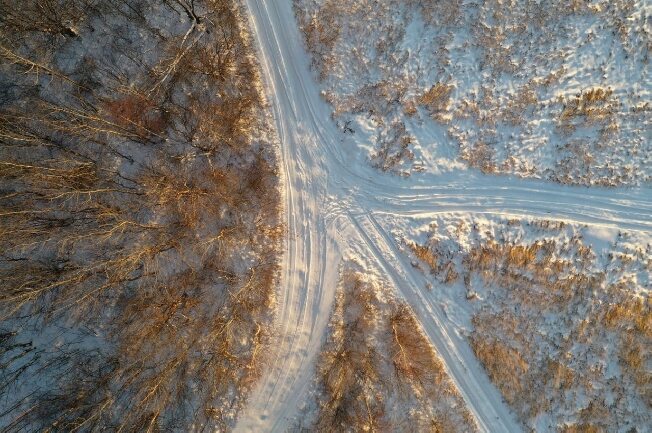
[235,0,652,431]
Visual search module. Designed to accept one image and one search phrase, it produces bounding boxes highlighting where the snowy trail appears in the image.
[236,0,652,431]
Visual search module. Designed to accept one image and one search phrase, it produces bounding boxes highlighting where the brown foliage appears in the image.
[308,269,477,433]
[0,0,88,37]
[409,243,439,273]
[104,94,167,138]
[470,336,528,405]
[418,83,454,121]
[558,87,617,133]
[299,3,341,79]
[314,271,386,433]
[560,424,604,433]
[388,304,446,389]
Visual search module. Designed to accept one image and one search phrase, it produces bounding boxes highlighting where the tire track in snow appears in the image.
[235,0,338,430]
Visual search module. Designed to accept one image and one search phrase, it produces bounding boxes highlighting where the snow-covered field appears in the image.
[393,214,650,432]
[236,0,650,432]
[293,0,650,185]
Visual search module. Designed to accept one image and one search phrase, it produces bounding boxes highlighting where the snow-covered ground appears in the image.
[236,0,651,432]
[293,0,650,185]
[392,214,650,432]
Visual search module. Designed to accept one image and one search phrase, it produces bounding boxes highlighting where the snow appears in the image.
[388,213,651,431]
[292,0,651,185]
[235,0,651,432]
[4,0,647,430]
